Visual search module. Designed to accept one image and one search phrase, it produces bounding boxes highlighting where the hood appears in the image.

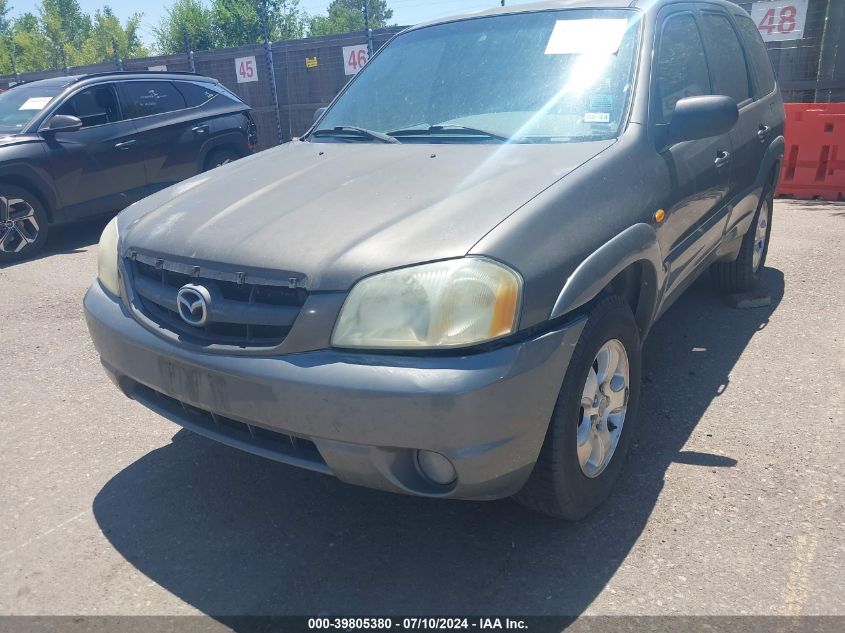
[0,133,31,148]
[122,139,613,291]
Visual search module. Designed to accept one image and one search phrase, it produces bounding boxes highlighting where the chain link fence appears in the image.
[737,0,845,103]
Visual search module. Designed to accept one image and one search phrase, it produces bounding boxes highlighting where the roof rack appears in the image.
[69,70,211,83]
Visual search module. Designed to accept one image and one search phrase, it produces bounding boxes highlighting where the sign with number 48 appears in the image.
[235,56,258,83]
[751,0,808,42]
[342,45,369,76]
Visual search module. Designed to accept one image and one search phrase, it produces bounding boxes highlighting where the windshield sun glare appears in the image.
[316,9,642,144]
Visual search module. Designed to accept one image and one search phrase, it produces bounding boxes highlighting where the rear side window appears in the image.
[56,85,122,128]
[699,13,751,104]
[655,13,711,122]
[734,15,777,96]
[175,81,217,108]
[122,81,187,118]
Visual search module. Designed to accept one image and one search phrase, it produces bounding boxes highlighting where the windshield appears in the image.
[0,85,62,134]
[315,9,641,144]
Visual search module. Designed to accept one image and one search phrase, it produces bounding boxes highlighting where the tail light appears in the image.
[245,114,258,152]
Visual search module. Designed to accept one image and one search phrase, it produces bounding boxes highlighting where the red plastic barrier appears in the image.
[777,103,845,202]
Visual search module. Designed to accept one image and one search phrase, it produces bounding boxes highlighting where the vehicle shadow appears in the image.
[92,267,784,617]
[0,216,107,269]
[775,197,845,212]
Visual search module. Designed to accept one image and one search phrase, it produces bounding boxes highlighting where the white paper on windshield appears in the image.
[545,19,629,55]
[18,97,52,110]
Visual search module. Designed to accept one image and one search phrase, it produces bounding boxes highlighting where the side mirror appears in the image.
[43,114,83,133]
[666,96,738,144]
[313,107,327,125]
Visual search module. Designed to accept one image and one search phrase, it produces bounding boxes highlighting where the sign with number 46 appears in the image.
[751,0,808,42]
[342,45,369,76]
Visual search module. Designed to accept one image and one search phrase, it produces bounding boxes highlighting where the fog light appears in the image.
[416,450,457,485]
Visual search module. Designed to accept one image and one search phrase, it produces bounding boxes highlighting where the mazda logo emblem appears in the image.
[176,284,211,327]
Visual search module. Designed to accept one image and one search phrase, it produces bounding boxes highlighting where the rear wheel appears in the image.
[515,295,642,519]
[204,149,240,171]
[0,185,49,263]
[711,189,773,293]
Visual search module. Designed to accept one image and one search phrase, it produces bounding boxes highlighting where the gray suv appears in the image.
[84,0,785,519]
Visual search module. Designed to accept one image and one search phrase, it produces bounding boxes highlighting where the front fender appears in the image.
[0,156,59,220]
[549,223,666,332]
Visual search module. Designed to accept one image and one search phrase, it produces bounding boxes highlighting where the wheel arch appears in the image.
[549,223,665,337]
[0,171,56,224]
[761,135,785,193]
[199,133,248,172]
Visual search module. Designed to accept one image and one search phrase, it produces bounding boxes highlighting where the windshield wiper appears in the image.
[388,124,510,142]
[312,125,400,144]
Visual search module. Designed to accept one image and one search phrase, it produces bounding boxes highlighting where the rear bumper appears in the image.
[84,281,584,500]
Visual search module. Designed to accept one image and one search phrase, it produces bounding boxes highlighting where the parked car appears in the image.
[85,0,784,518]
[0,71,257,261]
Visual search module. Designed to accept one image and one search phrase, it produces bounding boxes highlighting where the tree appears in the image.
[40,0,93,67]
[153,0,215,54]
[79,7,149,64]
[3,13,52,73]
[0,1,150,74]
[0,0,13,74]
[211,0,304,48]
[0,0,10,34]
[308,0,393,37]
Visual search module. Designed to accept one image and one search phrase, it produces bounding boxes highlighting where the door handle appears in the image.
[114,139,136,150]
[191,125,209,135]
[714,150,731,169]
[757,125,770,142]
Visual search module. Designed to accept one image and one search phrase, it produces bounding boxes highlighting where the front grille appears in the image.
[126,255,308,349]
[131,383,329,472]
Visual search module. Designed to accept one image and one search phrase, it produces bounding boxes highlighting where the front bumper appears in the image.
[84,281,584,500]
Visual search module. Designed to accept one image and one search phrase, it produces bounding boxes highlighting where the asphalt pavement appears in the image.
[1,200,843,617]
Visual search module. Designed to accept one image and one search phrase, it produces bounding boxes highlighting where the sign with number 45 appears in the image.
[342,45,369,76]
[235,56,258,83]
[751,0,808,42]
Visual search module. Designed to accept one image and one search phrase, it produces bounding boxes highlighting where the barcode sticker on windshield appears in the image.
[19,97,52,111]
[545,19,629,55]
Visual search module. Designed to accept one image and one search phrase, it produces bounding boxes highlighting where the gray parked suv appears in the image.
[84,0,785,518]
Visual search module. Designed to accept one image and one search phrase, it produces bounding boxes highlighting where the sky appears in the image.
[9,0,541,47]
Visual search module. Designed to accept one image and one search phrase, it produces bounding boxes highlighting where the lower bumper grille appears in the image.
[131,382,330,473]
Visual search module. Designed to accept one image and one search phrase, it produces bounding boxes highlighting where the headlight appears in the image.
[97,217,120,297]
[332,258,521,349]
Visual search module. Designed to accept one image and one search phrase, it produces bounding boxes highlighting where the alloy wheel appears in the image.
[0,195,40,254]
[752,200,770,273]
[577,339,630,478]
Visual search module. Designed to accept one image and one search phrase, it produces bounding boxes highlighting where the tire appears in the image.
[0,185,49,263]
[204,149,240,171]
[710,187,773,294]
[515,295,642,520]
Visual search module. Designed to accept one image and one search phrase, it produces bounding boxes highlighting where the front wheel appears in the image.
[515,295,642,519]
[0,186,49,263]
